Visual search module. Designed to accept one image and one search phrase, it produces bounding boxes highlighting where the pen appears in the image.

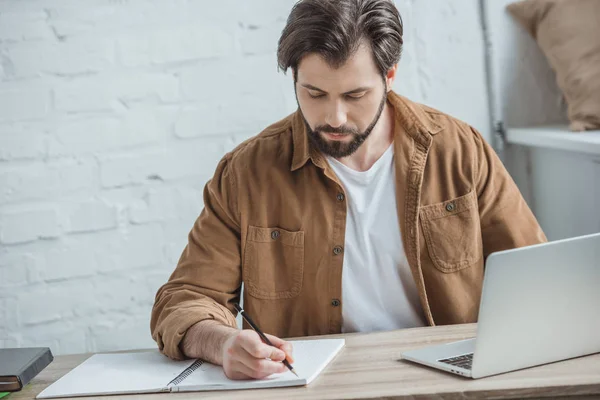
[233,303,298,377]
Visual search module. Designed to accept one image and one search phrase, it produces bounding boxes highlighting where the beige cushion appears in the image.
[507,0,600,131]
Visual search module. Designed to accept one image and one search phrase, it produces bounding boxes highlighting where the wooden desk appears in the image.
[11,324,600,400]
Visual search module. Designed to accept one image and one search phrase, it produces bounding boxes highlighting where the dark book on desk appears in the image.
[0,348,53,392]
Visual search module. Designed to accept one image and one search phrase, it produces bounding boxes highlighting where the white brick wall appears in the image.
[0,0,491,355]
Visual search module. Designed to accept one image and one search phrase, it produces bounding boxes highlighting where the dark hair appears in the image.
[277,0,403,80]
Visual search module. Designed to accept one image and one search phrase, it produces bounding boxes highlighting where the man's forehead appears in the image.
[296,49,380,90]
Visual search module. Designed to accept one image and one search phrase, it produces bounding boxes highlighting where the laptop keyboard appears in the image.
[438,353,474,370]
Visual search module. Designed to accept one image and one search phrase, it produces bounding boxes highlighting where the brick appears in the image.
[143,268,173,296]
[54,72,179,113]
[19,322,71,354]
[43,245,98,281]
[1,297,20,328]
[128,189,169,225]
[0,160,97,204]
[236,1,296,25]
[0,337,20,348]
[48,117,120,157]
[164,241,185,265]
[90,317,155,352]
[180,54,288,103]
[174,98,290,141]
[57,330,88,355]
[179,60,231,103]
[18,281,95,325]
[118,25,235,67]
[129,186,202,225]
[163,219,199,245]
[48,110,164,157]
[99,150,166,188]
[0,11,53,42]
[5,39,114,78]
[19,319,87,354]
[94,224,165,272]
[93,275,155,311]
[0,252,37,287]
[0,56,7,80]
[0,207,60,244]
[0,264,29,288]
[0,87,49,122]
[2,0,110,14]
[151,24,234,63]
[225,92,292,134]
[71,224,165,274]
[240,23,285,56]
[99,139,221,188]
[176,93,290,141]
[47,4,120,38]
[65,199,118,233]
[99,185,147,207]
[174,105,228,138]
[48,2,158,39]
[116,35,151,68]
[48,1,238,39]
[0,123,47,161]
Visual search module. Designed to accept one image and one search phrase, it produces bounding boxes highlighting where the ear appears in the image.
[385,64,398,92]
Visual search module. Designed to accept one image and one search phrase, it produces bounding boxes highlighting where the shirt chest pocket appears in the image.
[419,190,483,273]
[243,226,304,299]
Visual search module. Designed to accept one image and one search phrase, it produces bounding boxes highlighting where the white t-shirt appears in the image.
[326,144,427,333]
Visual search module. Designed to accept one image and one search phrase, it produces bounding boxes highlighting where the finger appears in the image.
[236,355,287,379]
[281,343,294,364]
[240,333,286,361]
[226,359,264,380]
[265,334,294,363]
[223,361,251,381]
[264,333,287,347]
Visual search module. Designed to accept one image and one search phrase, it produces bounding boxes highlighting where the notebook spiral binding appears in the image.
[167,359,204,387]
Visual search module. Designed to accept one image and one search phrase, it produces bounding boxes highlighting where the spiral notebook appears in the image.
[36,339,345,398]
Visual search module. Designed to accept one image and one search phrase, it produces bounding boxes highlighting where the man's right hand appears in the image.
[181,320,294,380]
[222,329,294,380]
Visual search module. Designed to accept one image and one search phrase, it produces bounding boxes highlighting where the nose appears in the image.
[324,100,347,129]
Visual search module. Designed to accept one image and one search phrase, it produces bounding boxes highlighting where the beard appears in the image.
[300,90,388,159]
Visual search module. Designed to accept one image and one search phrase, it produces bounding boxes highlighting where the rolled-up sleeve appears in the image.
[151,154,241,360]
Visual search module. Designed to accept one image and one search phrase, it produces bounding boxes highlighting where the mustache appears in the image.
[314,125,359,135]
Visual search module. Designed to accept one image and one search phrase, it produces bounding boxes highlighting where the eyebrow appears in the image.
[300,83,370,95]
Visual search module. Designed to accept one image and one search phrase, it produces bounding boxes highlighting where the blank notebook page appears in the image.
[37,352,196,398]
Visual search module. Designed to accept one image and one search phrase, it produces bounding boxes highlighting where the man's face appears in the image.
[295,43,388,158]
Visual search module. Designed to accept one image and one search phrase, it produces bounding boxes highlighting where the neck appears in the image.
[335,101,395,171]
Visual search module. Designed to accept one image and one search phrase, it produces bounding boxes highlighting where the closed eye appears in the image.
[346,93,366,101]
[308,92,326,99]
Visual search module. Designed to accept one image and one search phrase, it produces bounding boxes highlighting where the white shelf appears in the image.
[506,125,600,157]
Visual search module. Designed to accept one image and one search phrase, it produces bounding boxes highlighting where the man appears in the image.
[151,0,546,380]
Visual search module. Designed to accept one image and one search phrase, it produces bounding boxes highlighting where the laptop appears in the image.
[402,232,600,379]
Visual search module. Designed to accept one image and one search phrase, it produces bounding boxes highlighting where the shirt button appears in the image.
[446,202,456,212]
[336,193,345,202]
[271,230,280,240]
[333,246,343,255]
[331,299,341,307]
